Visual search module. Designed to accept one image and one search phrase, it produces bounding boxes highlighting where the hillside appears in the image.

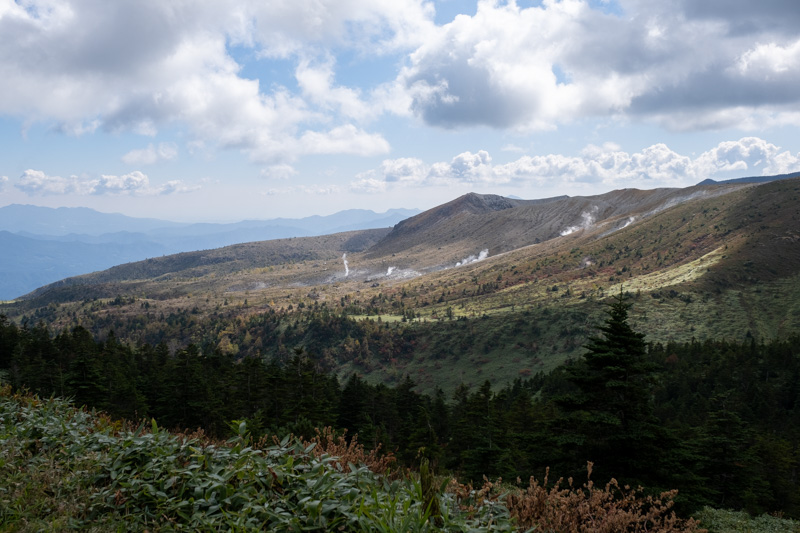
[2,177,800,393]
[363,186,737,270]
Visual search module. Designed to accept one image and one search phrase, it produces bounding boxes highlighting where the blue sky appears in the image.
[1,0,799,222]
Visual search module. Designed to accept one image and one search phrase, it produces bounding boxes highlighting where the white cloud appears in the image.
[737,40,800,78]
[0,0,422,164]
[694,137,799,176]
[1,0,799,179]
[298,125,390,156]
[397,0,800,131]
[155,180,201,195]
[0,175,7,191]
[122,142,179,165]
[379,157,428,184]
[295,59,372,121]
[260,164,298,180]
[14,169,198,196]
[352,137,800,192]
[91,171,151,195]
[247,0,434,57]
[350,176,388,194]
[16,169,84,195]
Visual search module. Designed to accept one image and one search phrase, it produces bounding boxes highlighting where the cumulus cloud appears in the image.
[16,169,85,195]
[246,0,434,57]
[295,59,372,121]
[0,0,424,163]
[350,177,388,194]
[694,137,800,176]
[351,137,800,193]
[1,0,799,173]
[122,143,179,165]
[155,180,201,195]
[14,169,198,196]
[398,0,800,131]
[378,157,428,184]
[298,125,390,157]
[91,171,151,195]
[0,175,8,191]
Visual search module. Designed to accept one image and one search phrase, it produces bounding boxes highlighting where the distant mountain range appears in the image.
[0,205,419,300]
[697,170,800,186]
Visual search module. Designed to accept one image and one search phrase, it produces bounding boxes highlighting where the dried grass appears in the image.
[504,462,705,532]
[301,426,396,476]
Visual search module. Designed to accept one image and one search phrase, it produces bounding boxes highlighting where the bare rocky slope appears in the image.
[363,185,743,270]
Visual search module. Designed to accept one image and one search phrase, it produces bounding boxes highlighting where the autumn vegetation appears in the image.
[3,290,800,530]
[3,179,800,530]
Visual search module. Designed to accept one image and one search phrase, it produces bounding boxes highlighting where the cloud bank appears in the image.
[14,169,197,196]
[351,137,800,192]
[1,0,798,168]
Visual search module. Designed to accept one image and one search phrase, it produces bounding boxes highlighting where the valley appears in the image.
[4,176,799,394]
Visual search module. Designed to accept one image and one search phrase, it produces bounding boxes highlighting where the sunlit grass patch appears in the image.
[694,507,799,533]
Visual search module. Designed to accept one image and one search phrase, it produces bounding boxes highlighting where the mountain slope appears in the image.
[3,177,800,394]
[697,169,800,186]
[364,186,740,269]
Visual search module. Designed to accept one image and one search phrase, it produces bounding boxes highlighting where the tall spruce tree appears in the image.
[555,291,663,486]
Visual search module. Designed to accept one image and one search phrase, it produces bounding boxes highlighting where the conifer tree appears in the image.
[555,291,662,485]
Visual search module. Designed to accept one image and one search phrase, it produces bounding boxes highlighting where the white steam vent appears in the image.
[561,206,599,236]
[456,249,489,267]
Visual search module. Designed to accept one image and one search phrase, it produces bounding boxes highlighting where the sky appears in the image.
[1,0,799,223]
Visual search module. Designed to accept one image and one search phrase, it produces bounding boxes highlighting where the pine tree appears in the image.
[555,291,662,485]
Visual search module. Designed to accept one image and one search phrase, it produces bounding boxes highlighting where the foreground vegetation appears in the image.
[6,385,800,531]
[1,385,715,532]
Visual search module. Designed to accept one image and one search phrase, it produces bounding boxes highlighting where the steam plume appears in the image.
[456,249,489,267]
[561,206,599,236]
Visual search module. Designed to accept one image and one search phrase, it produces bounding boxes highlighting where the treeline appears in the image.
[26,299,591,376]
[2,309,800,517]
